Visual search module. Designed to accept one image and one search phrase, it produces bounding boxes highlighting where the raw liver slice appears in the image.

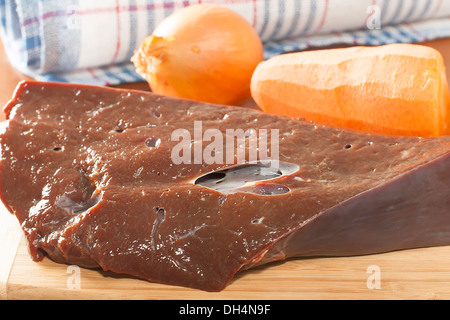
[1,80,450,291]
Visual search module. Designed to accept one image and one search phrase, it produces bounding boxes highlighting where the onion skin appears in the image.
[132,4,264,106]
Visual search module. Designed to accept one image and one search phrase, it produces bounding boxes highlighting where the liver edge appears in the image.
[256,152,450,265]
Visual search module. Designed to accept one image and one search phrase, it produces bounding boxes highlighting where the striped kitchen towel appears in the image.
[1,0,450,86]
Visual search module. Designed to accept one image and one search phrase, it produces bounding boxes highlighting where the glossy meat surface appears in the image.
[1,81,450,291]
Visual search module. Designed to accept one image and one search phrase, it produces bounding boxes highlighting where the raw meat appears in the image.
[1,80,449,291]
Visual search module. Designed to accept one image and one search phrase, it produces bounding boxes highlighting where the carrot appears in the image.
[250,43,450,137]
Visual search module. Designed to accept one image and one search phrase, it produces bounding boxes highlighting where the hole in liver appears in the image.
[195,172,226,185]
[150,207,166,250]
[194,161,298,195]
[56,190,103,215]
[145,137,161,148]
[53,146,62,151]
[153,206,166,219]
[239,183,290,195]
[344,144,352,149]
[252,217,264,224]
[151,110,161,118]
[244,129,256,138]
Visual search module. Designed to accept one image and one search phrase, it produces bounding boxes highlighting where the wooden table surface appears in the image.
[2,37,450,300]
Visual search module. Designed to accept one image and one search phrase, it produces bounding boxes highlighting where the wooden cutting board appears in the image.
[3,202,450,300]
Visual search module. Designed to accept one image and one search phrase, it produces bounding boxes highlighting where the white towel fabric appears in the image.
[1,0,450,86]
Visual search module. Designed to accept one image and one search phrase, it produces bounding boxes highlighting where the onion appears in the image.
[132,3,264,105]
